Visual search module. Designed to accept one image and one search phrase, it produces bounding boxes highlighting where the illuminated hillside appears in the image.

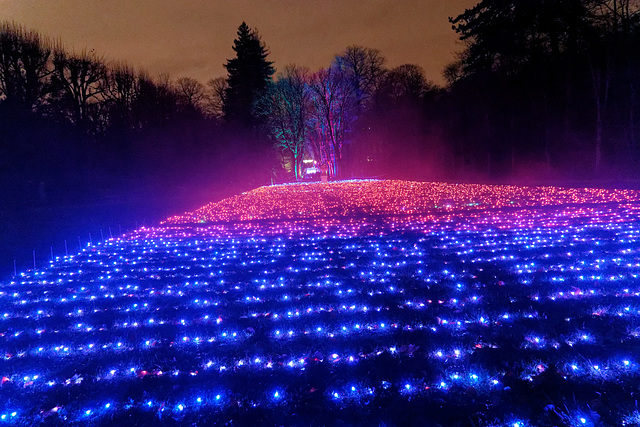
[3,180,640,425]
[165,180,640,224]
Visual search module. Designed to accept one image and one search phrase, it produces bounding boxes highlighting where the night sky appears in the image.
[0,0,476,85]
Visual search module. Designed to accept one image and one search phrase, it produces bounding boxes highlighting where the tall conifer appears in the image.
[223,22,275,126]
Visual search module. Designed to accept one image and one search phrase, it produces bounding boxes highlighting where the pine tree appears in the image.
[223,22,275,127]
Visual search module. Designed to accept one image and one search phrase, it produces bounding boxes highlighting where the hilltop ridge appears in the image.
[164,179,640,224]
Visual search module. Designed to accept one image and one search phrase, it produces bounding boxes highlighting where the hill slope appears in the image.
[2,180,640,425]
[165,179,640,224]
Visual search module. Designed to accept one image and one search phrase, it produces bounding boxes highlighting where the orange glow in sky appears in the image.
[0,0,477,85]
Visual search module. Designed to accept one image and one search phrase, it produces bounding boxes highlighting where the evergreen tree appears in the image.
[223,22,275,127]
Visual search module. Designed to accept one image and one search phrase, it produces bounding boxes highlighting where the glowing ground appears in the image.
[3,180,640,426]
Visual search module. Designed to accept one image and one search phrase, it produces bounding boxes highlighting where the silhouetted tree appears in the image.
[100,62,140,169]
[175,76,205,114]
[378,64,434,105]
[203,76,227,119]
[333,46,386,112]
[308,65,357,178]
[51,49,106,134]
[0,22,52,114]
[223,22,274,127]
[585,0,640,170]
[103,62,137,125]
[361,64,438,178]
[447,0,610,176]
[591,0,640,33]
[450,0,589,76]
[132,73,180,128]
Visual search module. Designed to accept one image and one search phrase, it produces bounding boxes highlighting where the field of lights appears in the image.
[3,180,640,426]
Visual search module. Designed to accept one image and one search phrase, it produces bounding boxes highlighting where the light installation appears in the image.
[2,180,640,425]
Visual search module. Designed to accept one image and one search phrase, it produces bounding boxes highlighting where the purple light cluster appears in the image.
[2,184,640,425]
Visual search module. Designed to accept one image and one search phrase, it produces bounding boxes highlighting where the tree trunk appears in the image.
[595,98,602,171]
[509,110,516,174]
[542,93,552,175]
[590,58,610,173]
[629,80,635,162]
[484,111,492,176]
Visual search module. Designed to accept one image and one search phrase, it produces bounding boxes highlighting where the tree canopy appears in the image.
[223,22,274,127]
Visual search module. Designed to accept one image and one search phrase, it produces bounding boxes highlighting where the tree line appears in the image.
[445,0,640,181]
[256,0,640,183]
[2,0,640,215]
[0,21,233,209]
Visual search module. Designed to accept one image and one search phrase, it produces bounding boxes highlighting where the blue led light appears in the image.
[2,181,640,424]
